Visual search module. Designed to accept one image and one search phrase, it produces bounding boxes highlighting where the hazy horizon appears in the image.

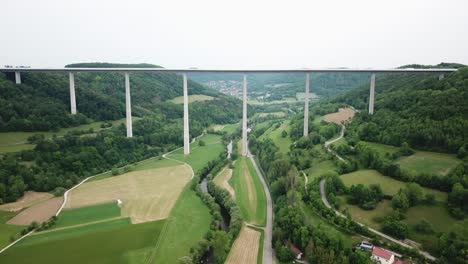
[2,0,468,69]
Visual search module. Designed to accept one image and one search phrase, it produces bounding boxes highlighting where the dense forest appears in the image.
[334,63,468,154]
[0,63,243,204]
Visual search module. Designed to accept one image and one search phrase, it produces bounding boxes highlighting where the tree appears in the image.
[198,140,206,146]
[391,191,409,211]
[211,231,229,262]
[281,130,288,138]
[414,219,434,233]
[404,183,423,206]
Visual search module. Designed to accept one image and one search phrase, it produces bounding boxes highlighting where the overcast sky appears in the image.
[1,0,468,69]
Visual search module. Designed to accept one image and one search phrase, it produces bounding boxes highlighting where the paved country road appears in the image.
[248,149,274,264]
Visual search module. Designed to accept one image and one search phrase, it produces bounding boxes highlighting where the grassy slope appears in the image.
[259,120,292,154]
[51,202,121,229]
[396,151,461,176]
[305,160,337,181]
[340,169,447,202]
[0,218,165,264]
[365,141,400,157]
[169,94,214,104]
[0,211,23,249]
[233,157,266,226]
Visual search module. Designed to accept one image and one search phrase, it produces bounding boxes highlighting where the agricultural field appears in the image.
[225,226,261,264]
[396,151,461,176]
[248,97,297,105]
[150,186,212,263]
[0,218,166,264]
[52,202,121,229]
[259,120,292,154]
[214,167,235,198]
[169,94,214,104]
[340,170,447,202]
[0,118,127,153]
[323,108,355,124]
[66,166,191,224]
[7,197,63,226]
[232,157,266,226]
[0,211,24,249]
[0,191,53,212]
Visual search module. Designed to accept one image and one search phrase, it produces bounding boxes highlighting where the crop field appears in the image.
[225,226,261,264]
[167,134,224,173]
[8,197,63,226]
[66,166,191,224]
[0,218,166,264]
[52,202,121,229]
[259,120,292,154]
[214,168,235,197]
[396,151,461,176]
[150,186,211,263]
[323,108,355,124]
[169,94,214,104]
[0,191,53,212]
[0,211,24,249]
[233,157,266,226]
[0,118,127,153]
[340,170,447,202]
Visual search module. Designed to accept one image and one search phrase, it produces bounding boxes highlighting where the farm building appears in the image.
[288,242,303,260]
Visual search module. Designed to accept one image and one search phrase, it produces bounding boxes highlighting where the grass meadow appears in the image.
[51,202,121,229]
[169,94,214,104]
[396,151,461,176]
[259,120,292,155]
[0,211,23,249]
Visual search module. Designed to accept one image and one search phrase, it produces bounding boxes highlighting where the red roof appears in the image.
[372,247,393,260]
[287,242,303,256]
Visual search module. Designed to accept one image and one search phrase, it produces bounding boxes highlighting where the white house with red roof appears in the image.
[371,247,395,264]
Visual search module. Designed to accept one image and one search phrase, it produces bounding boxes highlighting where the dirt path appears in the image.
[247,149,274,264]
[324,125,346,162]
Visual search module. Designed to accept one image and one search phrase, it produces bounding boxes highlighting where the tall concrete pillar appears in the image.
[303,73,310,137]
[369,73,376,115]
[439,74,444,80]
[15,72,21,84]
[242,74,248,156]
[183,73,190,155]
[69,72,77,115]
[125,72,133,138]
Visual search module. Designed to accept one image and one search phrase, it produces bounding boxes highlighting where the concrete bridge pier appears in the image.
[183,73,190,155]
[15,72,21,84]
[242,74,248,156]
[369,73,376,115]
[69,72,77,114]
[125,72,133,138]
[303,73,310,137]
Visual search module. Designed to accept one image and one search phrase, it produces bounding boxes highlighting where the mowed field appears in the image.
[0,211,24,249]
[233,157,266,226]
[225,226,261,264]
[0,217,166,264]
[396,151,461,176]
[323,108,355,124]
[214,168,235,198]
[7,197,63,226]
[0,191,53,212]
[169,94,214,104]
[66,165,191,224]
[340,170,447,202]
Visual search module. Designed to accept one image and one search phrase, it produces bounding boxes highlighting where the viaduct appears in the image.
[0,67,457,157]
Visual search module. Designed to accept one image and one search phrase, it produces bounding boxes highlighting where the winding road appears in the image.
[247,149,274,264]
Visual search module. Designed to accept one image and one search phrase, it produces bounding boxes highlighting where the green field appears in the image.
[51,202,121,229]
[343,200,393,229]
[222,123,239,134]
[233,157,267,226]
[168,134,224,173]
[365,141,400,157]
[151,186,212,263]
[340,170,447,202]
[396,151,461,176]
[305,160,338,181]
[169,94,214,104]
[259,120,292,154]
[0,218,165,264]
[0,118,127,153]
[0,211,24,249]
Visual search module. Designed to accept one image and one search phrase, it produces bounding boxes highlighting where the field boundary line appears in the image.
[31,216,125,235]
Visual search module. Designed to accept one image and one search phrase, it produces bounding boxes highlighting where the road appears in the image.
[319,179,436,261]
[247,149,274,264]
[324,125,345,162]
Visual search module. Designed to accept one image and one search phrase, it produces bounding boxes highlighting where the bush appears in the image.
[414,219,434,234]
[198,140,206,147]
[111,168,120,176]
[52,186,66,197]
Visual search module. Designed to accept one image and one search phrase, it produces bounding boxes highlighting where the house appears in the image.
[371,247,395,264]
[288,242,303,260]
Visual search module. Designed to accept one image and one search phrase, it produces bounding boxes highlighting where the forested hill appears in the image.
[0,62,223,132]
[334,63,468,154]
